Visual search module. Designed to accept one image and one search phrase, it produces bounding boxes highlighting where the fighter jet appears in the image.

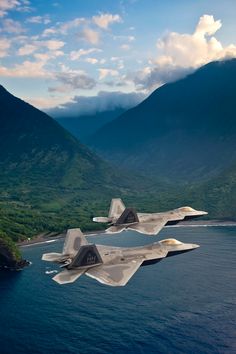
[93,198,208,235]
[42,228,199,286]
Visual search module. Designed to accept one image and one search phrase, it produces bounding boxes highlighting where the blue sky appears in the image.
[0,0,236,114]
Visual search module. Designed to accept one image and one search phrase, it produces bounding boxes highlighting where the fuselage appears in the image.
[64,240,199,271]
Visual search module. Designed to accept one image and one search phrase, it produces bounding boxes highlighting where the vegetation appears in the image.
[1,166,236,242]
[0,231,22,262]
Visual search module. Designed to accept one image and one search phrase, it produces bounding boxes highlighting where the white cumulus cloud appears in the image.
[133,14,236,91]
[1,18,26,33]
[156,14,228,68]
[0,37,11,57]
[70,48,101,61]
[93,13,122,29]
[26,15,51,24]
[98,68,119,80]
[85,57,98,64]
[77,28,100,44]
[17,43,37,56]
[0,59,51,78]
[0,0,20,17]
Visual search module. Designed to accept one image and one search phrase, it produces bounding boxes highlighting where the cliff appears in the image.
[0,235,29,270]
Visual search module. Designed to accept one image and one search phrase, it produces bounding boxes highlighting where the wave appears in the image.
[45,270,58,275]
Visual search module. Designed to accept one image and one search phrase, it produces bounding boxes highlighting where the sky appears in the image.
[0,0,236,116]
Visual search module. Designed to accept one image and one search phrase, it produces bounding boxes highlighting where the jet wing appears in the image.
[52,269,85,284]
[128,219,167,235]
[85,260,143,286]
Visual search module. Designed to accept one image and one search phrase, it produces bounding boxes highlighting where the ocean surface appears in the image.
[0,227,235,354]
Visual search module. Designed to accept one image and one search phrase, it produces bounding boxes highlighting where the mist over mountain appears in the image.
[49,91,145,142]
[55,108,125,142]
[48,91,145,118]
[89,59,236,181]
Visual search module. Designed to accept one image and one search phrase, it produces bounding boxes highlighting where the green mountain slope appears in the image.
[0,86,142,240]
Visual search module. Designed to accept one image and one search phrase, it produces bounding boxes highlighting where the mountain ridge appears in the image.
[89,59,236,181]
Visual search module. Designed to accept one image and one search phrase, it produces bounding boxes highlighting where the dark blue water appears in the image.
[0,227,235,354]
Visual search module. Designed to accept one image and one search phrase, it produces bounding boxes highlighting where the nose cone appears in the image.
[198,210,208,216]
[181,243,200,251]
[178,206,208,217]
[161,239,200,258]
[191,243,200,249]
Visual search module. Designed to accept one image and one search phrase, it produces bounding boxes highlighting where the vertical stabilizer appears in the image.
[63,228,88,256]
[108,198,125,218]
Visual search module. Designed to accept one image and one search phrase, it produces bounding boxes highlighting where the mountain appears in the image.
[0,85,143,240]
[90,59,236,181]
[55,108,125,142]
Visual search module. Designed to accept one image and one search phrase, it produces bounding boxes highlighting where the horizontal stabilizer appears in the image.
[93,217,112,223]
[53,269,85,284]
[86,260,143,286]
[42,252,63,262]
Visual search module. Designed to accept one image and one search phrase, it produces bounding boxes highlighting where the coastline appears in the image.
[17,229,106,247]
[18,220,236,248]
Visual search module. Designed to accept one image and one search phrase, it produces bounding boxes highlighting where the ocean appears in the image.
[0,226,235,354]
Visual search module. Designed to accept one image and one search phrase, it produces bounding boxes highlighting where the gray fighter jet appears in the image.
[93,199,208,235]
[42,228,199,286]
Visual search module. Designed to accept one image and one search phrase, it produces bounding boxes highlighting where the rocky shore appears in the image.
[0,237,30,271]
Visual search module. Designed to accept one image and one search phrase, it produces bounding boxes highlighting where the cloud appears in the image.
[156,14,227,68]
[77,28,100,44]
[0,0,31,17]
[42,27,57,37]
[17,40,65,56]
[1,18,26,33]
[133,14,236,91]
[17,43,37,55]
[195,14,221,36]
[26,94,73,110]
[0,38,11,58]
[47,91,145,117]
[113,35,135,42]
[120,44,130,51]
[44,40,64,50]
[26,15,51,24]
[49,68,96,92]
[41,17,85,37]
[85,57,98,64]
[0,59,51,78]
[0,0,20,17]
[131,65,193,91]
[0,38,10,57]
[92,13,122,29]
[70,47,101,61]
[59,17,85,34]
[98,68,119,79]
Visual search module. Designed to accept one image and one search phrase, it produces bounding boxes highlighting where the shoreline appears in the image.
[18,229,106,247]
[18,220,236,248]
